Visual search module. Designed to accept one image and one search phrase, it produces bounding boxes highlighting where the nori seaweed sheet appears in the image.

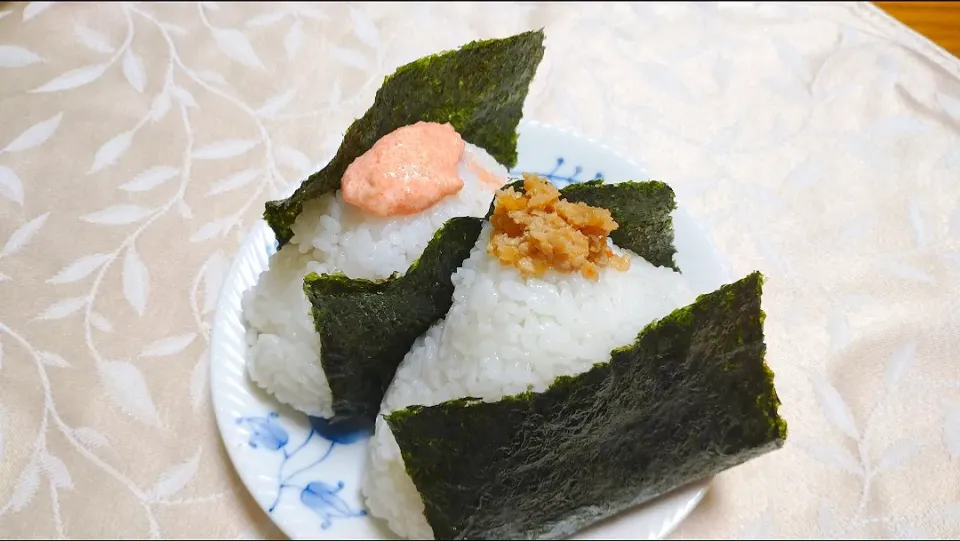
[303,217,483,427]
[386,271,787,540]
[487,178,679,270]
[265,30,546,247]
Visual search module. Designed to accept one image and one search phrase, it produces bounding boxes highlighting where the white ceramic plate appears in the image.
[210,120,731,541]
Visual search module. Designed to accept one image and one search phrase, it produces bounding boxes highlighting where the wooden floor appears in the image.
[875,2,960,57]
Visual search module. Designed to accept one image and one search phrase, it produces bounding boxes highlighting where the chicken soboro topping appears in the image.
[487,174,630,281]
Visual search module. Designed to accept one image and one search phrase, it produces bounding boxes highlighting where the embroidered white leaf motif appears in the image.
[160,23,188,36]
[938,92,960,119]
[844,135,892,170]
[796,438,863,476]
[213,29,264,70]
[321,131,343,156]
[0,405,5,459]
[171,85,198,108]
[197,70,228,86]
[202,251,228,314]
[328,78,342,106]
[876,438,921,472]
[74,22,114,53]
[869,116,929,137]
[2,112,62,152]
[0,45,43,68]
[774,39,812,83]
[0,11,11,22]
[784,157,820,190]
[709,122,739,153]
[894,522,931,540]
[235,528,266,540]
[207,169,260,196]
[121,166,179,192]
[246,12,286,28]
[809,374,859,439]
[90,311,113,333]
[192,139,259,160]
[0,165,24,205]
[122,48,146,93]
[348,8,380,48]
[150,92,171,122]
[826,307,850,353]
[81,204,151,225]
[73,427,108,449]
[22,2,55,21]
[276,146,312,176]
[818,499,838,539]
[637,61,692,100]
[944,402,960,459]
[47,253,111,284]
[40,452,73,489]
[36,297,87,321]
[712,54,731,92]
[190,218,232,243]
[89,131,134,174]
[100,361,160,426]
[31,63,108,93]
[149,448,202,499]
[2,212,48,256]
[0,272,9,282]
[38,351,70,368]
[177,200,193,219]
[190,351,209,412]
[123,245,149,316]
[284,20,303,60]
[836,215,877,245]
[884,342,916,390]
[9,461,39,512]
[908,200,927,250]
[140,333,197,358]
[296,6,328,21]
[879,260,935,285]
[330,46,370,71]
[256,89,296,118]
[201,1,220,11]
[737,504,773,540]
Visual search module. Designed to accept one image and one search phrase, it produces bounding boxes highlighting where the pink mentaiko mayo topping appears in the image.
[468,156,507,192]
[341,121,466,217]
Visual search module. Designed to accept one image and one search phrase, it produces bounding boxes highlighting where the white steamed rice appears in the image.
[242,143,506,418]
[363,222,701,539]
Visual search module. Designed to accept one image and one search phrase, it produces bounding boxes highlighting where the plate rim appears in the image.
[209,119,718,540]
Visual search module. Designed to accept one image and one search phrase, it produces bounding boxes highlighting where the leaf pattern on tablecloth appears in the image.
[0,2,958,540]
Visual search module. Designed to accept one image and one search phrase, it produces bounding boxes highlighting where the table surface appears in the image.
[1,2,959,540]
[876,2,960,56]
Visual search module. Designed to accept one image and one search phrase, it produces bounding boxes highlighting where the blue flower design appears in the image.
[236,412,366,529]
[511,157,602,188]
[300,481,367,529]
[236,411,288,450]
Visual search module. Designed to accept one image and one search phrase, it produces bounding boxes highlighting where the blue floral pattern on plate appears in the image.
[235,412,369,530]
[510,156,603,188]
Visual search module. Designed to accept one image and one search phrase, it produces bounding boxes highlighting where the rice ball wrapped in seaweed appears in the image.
[363,175,787,539]
[242,30,545,423]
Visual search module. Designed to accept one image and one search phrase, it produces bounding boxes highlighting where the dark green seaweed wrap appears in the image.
[265,29,546,247]
[386,271,786,540]
[303,217,483,426]
[487,178,679,270]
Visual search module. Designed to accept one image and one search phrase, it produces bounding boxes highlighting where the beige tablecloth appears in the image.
[1,1,959,539]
